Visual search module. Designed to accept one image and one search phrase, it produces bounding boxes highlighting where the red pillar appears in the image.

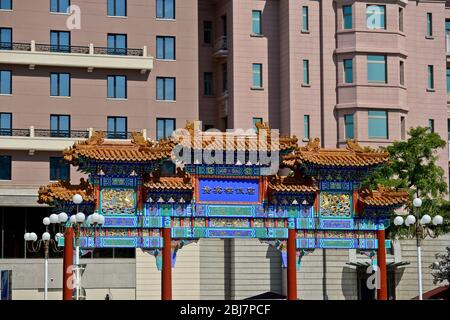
[287,228,297,300]
[161,227,172,300]
[376,229,387,300]
[62,227,74,300]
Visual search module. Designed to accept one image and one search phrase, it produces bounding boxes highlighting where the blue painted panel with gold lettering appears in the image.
[198,178,259,203]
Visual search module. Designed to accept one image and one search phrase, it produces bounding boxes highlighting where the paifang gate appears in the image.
[37,122,408,300]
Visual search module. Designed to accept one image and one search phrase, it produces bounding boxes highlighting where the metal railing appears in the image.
[94,47,143,56]
[106,131,133,139]
[35,44,90,54]
[0,41,145,57]
[34,129,90,138]
[0,128,31,137]
[214,36,228,52]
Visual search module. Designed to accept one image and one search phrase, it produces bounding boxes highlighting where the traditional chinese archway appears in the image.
[37,122,408,301]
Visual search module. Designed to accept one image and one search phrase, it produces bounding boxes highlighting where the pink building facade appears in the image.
[0,0,449,299]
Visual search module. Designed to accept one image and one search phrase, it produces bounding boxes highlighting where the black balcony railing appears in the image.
[34,129,90,138]
[0,42,144,57]
[0,42,31,51]
[94,47,143,56]
[106,131,132,139]
[0,128,31,137]
[35,44,90,54]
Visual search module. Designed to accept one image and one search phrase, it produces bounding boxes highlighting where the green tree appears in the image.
[364,126,449,236]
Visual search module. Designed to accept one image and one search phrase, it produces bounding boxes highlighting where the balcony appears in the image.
[0,127,147,153]
[0,41,153,73]
[212,36,228,59]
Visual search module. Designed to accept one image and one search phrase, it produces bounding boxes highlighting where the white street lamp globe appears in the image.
[394,216,404,226]
[49,213,59,224]
[98,215,105,225]
[76,212,85,223]
[72,194,83,205]
[42,232,51,241]
[69,215,76,224]
[86,215,93,226]
[405,215,416,225]
[58,212,68,223]
[24,233,30,241]
[92,213,100,224]
[432,215,444,226]
[420,214,432,225]
[43,217,51,226]
[413,198,422,208]
[30,232,38,242]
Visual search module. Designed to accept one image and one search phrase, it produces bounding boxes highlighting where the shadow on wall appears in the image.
[341,266,358,300]
[265,245,282,295]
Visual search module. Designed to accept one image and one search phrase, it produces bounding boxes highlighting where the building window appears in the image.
[156,36,175,60]
[303,60,310,85]
[108,0,126,17]
[343,5,352,30]
[0,155,11,180]
[156,0,175,19]
[401,116,406,140]
[344,59,353,84]
[107,33,127,55]
[366,5,386,30]
[252,63,262,88]
[107,75,127,99]
[50,157,69,181]
[0,112,12,136]
[0,0,12,10]
[427,65,434,90]
[368,110,388,139]
[107,116,127,139]
[50,30,70,52]
[50,114,70,137]
[203,72,213,96]
[446,20,450,54]
[0,70,11,94]
[252,10,262,35]
[156,77,176,101]
[304,115,310,140]
[203,21,212,44]
[50,0,70,13]
[252,117,263,130]
[0,27,12,50]
[426,13,433,37]
[50,73,70,97]
[302,6,309,31]
[447,68,450,93]
[367,55,387,83]
[399,7,403,32]
[428,119,435,133]
[399,61,405,86]
[156,118,175,140]
[344,114,354,139]
[222,63,228,93]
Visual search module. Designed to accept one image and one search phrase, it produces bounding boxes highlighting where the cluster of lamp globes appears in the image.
[393,198,444,227]
[24,194,105,243]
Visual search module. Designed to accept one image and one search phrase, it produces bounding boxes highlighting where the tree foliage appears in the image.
[430,247,450,285]
[363,127,450,236]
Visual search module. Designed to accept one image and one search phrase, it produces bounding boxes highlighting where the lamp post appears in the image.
[72,193,85,300]
[24,216,64,300]
[393,197,444,300]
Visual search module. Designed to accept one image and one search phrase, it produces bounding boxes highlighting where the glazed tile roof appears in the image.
[172,121,298,152]
[63,131,173,164]
[144,167,193,191]
[268,175,318,193]
[37,179,94,205]
[358,186,409,207]
[282,138,389,168]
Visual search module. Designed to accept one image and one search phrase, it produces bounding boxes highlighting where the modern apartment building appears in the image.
[0,0,449,300]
